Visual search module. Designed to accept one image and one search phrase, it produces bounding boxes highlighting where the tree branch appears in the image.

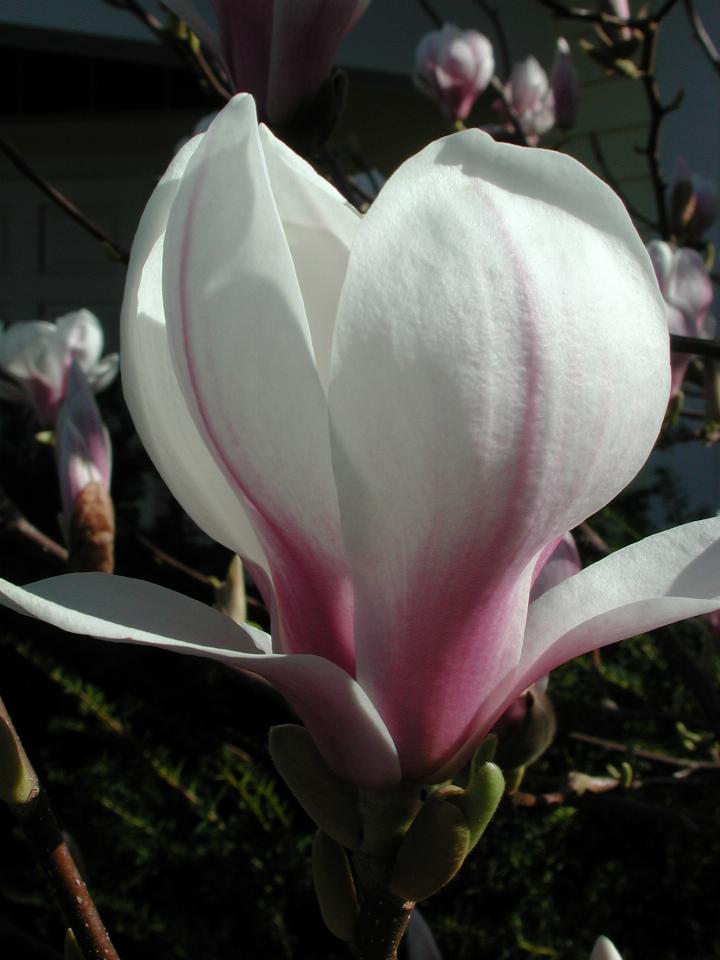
[683,0,720,76]
[0,138,129,266]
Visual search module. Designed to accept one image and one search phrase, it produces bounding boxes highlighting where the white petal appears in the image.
[120,134,267,569]
[328,129,668,776]
[161,95,354,670]
[56,309,104,371]
[87,353,120,394]
[589,937,624,960]
[0,574,399,787]
[258,124,361,390]
[522,517,720,683]
[0,321,64,386]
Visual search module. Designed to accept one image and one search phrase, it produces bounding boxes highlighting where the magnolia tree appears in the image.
[0,1,718,959]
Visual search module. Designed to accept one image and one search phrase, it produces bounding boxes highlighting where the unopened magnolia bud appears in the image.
[269,724,361,850]
[492,686,556,770]
[550,38,579,129]
[414,25,494,121]
[453,759,504,851]
[64,929,85,960]
[0,706,39,807]
[669,160,718,242]
[389,796,470,901]
[67,482,115,574]
[57,362,114,573]
[312,830,359,942]
[215,555,247,624]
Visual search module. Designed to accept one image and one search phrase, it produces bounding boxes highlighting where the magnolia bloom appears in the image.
[669,159,718,242]
[647,240,715,399]
[4,96,720,790]
[0,310,118,427]
[55,362,112,538]
[164,0,369,124]
[414,25,495,121]
[504,56,555,143]
[550,38,579,129]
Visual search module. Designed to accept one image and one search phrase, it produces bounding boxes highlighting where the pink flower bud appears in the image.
[647,239,715,399]
[550,38,580,129]
[506,56,556,143]
[0,310,118,427]
[56,362,112,537]
[414,25,495,121]
[669,159,718,242]
[165,0,369,125]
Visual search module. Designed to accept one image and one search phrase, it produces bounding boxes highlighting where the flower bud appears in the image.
[64,929,85,960]
[0,310,117,427]
[269,724,361,849]
[165,0,369,127]
[389,795,471,901]
[215,555,247,624]
[505,56,556,143]
[669,159,718,242]
[492,684,557,771]
[0,703,39,808]
[598,0,633,42]
[550,38,579,129]
[414,25,494,121]
[312,829,359,941]
[647,239,715,400]
[56,362,114,573]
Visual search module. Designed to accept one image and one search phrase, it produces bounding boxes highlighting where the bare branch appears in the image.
[0,138,129,266]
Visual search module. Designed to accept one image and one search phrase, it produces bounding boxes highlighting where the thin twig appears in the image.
[637,21,671,237]
[670,333,720,358]
[589,132,658,230]
[136,533,219,588]
[0,483,68,563]
[0,138,129,266]
[136,534,264,609]
[683,0,720,76]
[416,0,443,28]
[0,698,120,960]
[569,731,720,769]
[530,0,681,26]
[473,1,512,75]
[577,521,612,555]
[104,0,231,100]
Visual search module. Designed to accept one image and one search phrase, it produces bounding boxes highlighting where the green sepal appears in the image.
[454,760,505,852]
[503,766,525,796]
[268,725,361,850]
[64,929,85,960]
[0,713,38,807]
[389,797,470,901]
[312,830,359,942]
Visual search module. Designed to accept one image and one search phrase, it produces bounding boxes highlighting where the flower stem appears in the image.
[351,783,424,959]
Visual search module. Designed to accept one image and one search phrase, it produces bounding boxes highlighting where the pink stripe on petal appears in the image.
[163,96,354,674]
[330,129,667,780]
